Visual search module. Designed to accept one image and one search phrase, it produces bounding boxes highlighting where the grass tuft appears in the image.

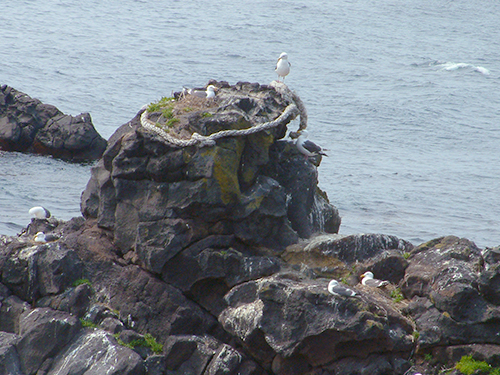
[455,355,498,375]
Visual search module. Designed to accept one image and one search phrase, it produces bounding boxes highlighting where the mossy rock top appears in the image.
[144,80,293,141]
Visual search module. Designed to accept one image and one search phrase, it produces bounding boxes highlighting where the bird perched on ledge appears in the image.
[295,130,328,159]
[275,52,291,82]
[29,206,51,219]
[360,272,389,288]
[34,231,59,243]
[182,85,218,98]
[328,279,357,297]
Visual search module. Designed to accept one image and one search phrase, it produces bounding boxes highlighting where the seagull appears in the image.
[34,232,59,243]
[360,272,389,288]
[29,206,51,219]
[328,280,357,297]
[275,52,291,82]
[185,85,218,98]
[295,130,328,159]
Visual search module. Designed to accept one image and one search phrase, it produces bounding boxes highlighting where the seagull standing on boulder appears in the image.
[275,52,291,82]
[296,130,328,159]
[29,206,51,219]
[360,272,389,288]
[328,280,357,297]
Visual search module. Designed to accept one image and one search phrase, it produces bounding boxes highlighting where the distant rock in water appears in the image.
[0,85,107,161]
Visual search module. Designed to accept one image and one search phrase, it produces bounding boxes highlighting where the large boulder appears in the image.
[0,85,106,161]
[47,330,146,375]
[0,332,23,375]
[401,236,500,351]
[219,272,415,374]
[17,308,81,375]
[81,81,341,279]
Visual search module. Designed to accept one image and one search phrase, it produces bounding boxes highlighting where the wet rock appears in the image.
[17,307,81,375]
[47,330,146,375]
[0,85,106,161]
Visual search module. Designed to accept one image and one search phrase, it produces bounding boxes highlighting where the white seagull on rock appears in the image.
[275,52,291,82]
[360,272,389,288]
[185,85,218,98]
[34,232,59,244]
[29,206,51,219]
[328,280,357,297]
[296,130,327,159]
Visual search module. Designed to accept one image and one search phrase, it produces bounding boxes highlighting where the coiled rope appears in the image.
[140,81,307,148]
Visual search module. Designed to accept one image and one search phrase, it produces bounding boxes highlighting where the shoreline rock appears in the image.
[0,85,107,161]
[1,82,499,374]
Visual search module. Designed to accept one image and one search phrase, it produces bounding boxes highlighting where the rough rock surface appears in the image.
[1,82,500,374]
[81,81,341,276]
[0,85,107,161]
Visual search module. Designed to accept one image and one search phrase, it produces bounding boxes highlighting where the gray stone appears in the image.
[17,308,81,375]
[47,330,145,375]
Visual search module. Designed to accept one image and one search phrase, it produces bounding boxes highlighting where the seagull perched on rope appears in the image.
[275,52,291,82]
[328,280,357,297]
[360,272,389,288]
[295,130,328,159]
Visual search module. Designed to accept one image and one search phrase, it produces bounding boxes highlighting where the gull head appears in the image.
[360,271,374,280]
[279,52,288,60]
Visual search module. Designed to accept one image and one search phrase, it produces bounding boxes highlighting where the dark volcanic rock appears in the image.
[402,236,500,349]
[81,81,341,279]
[0,332,23,375]
[219,273,415,373]
[0,85,106,161]
[47,330,146,375]
[17,308,81,375]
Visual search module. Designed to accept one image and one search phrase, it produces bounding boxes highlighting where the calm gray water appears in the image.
[1,0,499,248]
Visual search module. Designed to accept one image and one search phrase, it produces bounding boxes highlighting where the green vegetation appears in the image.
[147,97,175,113]
[165,117,180,127]
[201,112,213,118]
[116,333,163,355]
[412,331,420,340]
[79,318,98,329]
[390,288,404,303]
[73,278,92,287]
[402,252,411,260]
[455,355,500,375]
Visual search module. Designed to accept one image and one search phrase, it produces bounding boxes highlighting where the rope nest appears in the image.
[140,81,307,148]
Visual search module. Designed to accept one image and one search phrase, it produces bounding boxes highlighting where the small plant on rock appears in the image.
[455,355,499,375]
[390,288,404,303]
[79,318,98,329]
[73,278,92,287]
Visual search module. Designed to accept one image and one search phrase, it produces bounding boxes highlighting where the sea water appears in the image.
[1,0,499,248]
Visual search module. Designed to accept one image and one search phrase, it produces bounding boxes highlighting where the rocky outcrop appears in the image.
[3,218,500,374]
[1,82,500,374]
[81,81,341,277]
[0,85,106,161]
